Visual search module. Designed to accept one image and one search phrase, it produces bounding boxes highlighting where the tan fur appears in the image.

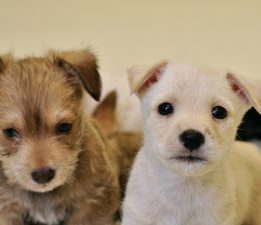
[0,50,119,225]
[92,91,142,199]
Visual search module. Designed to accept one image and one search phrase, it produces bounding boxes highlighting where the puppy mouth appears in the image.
[173,155,207,163]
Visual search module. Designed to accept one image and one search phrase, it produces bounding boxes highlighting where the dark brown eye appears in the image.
[158,102,174,116]
[3,128,20,139]
[212,106,227,119]
[56,123,72,134]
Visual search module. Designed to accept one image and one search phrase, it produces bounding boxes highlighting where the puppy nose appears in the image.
[179,129,205,151]
[31,167,55,184]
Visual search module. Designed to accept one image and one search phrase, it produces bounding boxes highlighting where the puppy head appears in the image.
[0,49,101,192]
[128,62,261,176]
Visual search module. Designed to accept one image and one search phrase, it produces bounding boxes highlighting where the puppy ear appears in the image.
[49,49,101,101]
[93,90,117,136]
[0,54,13,73]
[128,61,168,97]
[227,73,261,114]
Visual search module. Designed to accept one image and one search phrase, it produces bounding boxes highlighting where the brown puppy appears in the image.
[0,50,120,225]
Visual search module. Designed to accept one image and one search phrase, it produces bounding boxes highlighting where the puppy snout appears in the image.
[179,129,205,151]
[31,167,55,184]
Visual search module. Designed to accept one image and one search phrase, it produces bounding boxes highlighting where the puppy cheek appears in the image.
[156,142,176,160]
[0,141,18,157]
[212,117,236,147]
[202,134,220,163]
[203,125,230,165]
[52,148,80,185]
[2,152,31,186]
[155,131,180,160]
[1,158,17,183]
[146,117,180,157]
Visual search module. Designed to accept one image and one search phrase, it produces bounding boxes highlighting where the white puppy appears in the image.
[122,62,261,225]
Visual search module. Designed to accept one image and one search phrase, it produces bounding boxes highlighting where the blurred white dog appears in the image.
[122,62,261,225]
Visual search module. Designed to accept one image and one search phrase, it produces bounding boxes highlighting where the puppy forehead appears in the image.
[152,64,231,102]
[0,59,81,125]
[0,104,76,126]
[0,59,81,104]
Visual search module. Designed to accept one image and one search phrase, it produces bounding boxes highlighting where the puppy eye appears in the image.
[212,106,227,119]
[56,123,72,134]
[158,102,174,116]
[3,128,20,139]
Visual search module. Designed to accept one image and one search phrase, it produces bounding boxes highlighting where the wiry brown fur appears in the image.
[0,50,120,225]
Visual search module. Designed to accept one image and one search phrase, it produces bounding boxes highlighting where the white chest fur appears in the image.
[29,206,66,225]
[22,193,67,225]
[122,150,236,225]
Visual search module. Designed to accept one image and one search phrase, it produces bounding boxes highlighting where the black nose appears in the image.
[31,167,55,184]
[179,129,205,151]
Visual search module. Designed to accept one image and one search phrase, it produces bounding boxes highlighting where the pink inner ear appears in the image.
[139,62,167,93]
[142,70,160,90]
[227,73,250,104]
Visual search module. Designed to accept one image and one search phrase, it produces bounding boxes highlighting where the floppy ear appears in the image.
[0,54,13,73]
[128,61,168,97]
[49,49,101,101]
[93,90,117,136]
[227,73,261,114]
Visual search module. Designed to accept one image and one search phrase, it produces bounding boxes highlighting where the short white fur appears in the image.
[122,62,261,225]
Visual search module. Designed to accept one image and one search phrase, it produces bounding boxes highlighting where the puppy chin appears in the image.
[167,157,212,177]
[157,144,214,177]
[27,183,60,193]
[18,178,63,193]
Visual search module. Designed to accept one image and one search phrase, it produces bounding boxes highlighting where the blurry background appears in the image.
[0,0,261,136]
[0,0,260,77]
